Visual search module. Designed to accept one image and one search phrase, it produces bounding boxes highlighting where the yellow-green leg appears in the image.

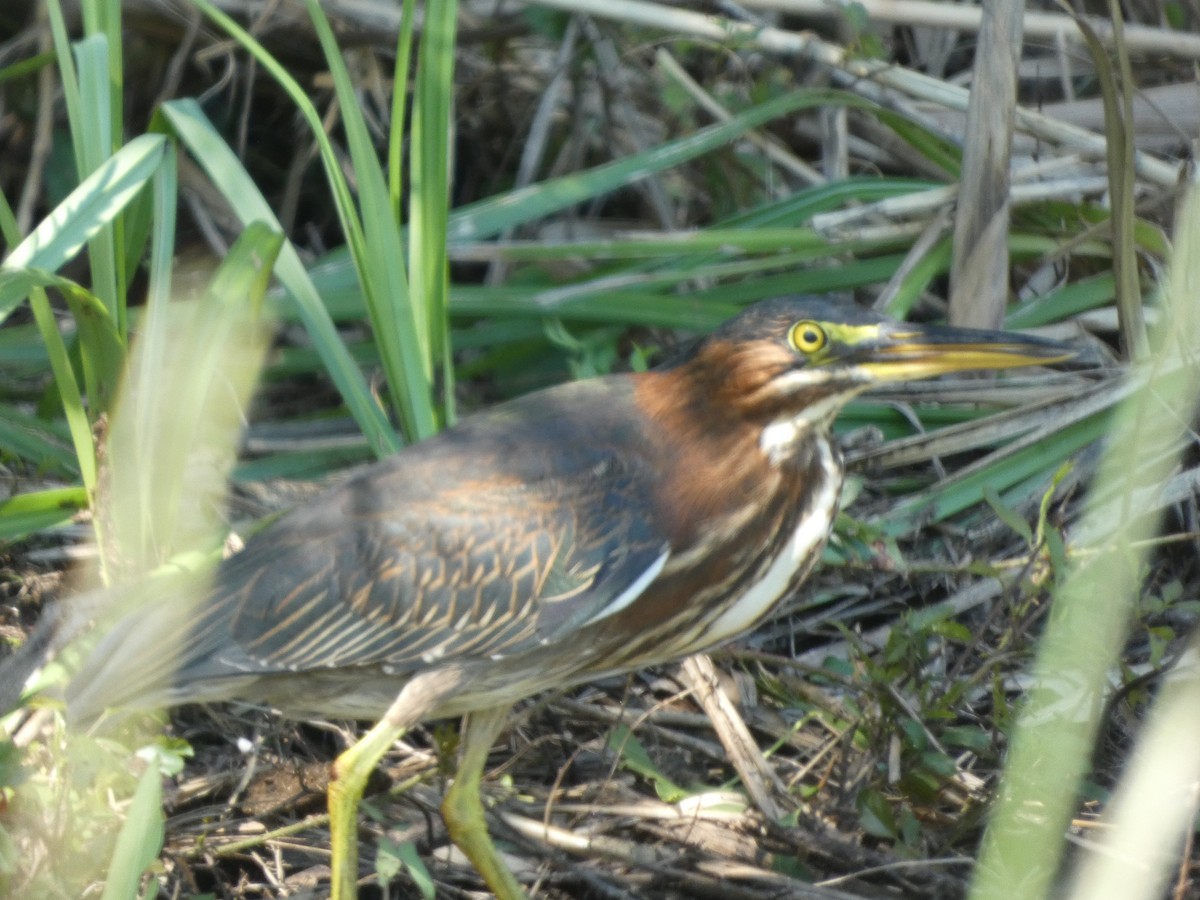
[329,716,409,899]
[441,704,527,900]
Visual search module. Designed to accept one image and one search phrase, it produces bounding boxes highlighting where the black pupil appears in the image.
[802,328,820,346]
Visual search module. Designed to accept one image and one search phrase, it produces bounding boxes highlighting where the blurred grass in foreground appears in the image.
[971,183,1200,900]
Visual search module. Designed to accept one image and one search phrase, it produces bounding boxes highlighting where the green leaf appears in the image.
[0,134,166,324]
[0,51,55,86]
[106,221,281,570]
[449,88,866,243]
[376,836,435,900]
[409,0,457,424]
[0,402,79,475]
[71,33,125,333]
[149,737,194,778]
[907,601,959,634]
[60,281,125,412]
[303,0,439,440]
[100,763,163,900]
[857,788,898,840]
[931,620,974,643]
[0,486,88,543]
[983,487,1035,545]
[919,750,959,777]
[886,409,1112,533]
[1006,274,1117,329]
[940,726,993,754]
[607,725,687,803]
[156,99,400,457]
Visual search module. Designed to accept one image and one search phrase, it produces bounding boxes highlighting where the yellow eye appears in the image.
[789,320,827,354]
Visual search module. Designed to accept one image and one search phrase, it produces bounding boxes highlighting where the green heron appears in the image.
[62,297,1073,899]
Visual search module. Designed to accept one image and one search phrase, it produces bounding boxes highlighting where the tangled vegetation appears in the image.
[2,1,1200,897]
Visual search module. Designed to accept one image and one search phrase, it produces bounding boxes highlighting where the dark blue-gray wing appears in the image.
[173,450,667,686]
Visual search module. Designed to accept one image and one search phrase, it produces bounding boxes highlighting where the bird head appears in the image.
[685,297,1075,427]
[650,297,1079,469]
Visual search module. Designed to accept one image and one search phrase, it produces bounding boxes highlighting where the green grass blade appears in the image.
[387,0,418,214]
[58,283,124,414]
[0,51,55,85]
[0,487,88,544]
[884,410,1111,533]
[157,99,400,456]
[409,0,458,422]
[0,134,166,324]
[0,404,78,475]
[71,34,124,335]
[1005,274,1117,329]
[29,286,98,498]
[0,191,107,497]
[98,749,163,900]
[0,262,122,484]
[448,88,861,243]
[303,0,437,440]
[107,221,281,571]
[969,186,1200,900]
[45,0,85,184]
[79,0,123,157]
[134,142,179,424]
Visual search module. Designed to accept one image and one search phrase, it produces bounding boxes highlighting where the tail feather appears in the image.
[66,597,196,723]
[0,573,249,725]
[0,609,59,717]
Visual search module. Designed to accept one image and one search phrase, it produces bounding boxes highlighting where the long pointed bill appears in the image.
[852,323,1077,382]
